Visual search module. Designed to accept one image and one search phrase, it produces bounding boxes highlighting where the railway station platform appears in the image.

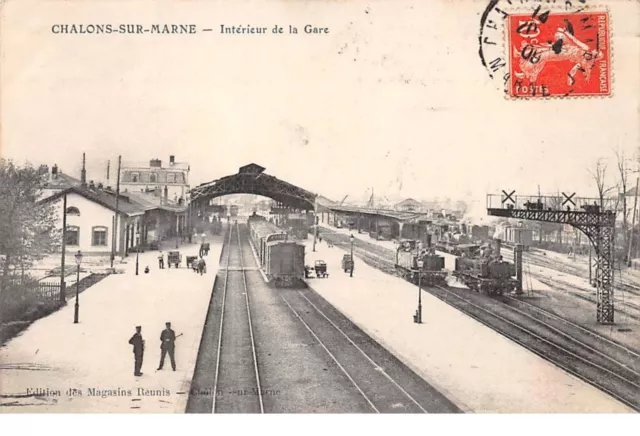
[303,239,634,413]
[0,234,224,413]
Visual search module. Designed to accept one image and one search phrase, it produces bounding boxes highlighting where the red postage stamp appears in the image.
[507,11,611,98]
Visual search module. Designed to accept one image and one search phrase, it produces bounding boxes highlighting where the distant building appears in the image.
[620,186,640,221]
[120,156,190,204]
[394,198,425,212]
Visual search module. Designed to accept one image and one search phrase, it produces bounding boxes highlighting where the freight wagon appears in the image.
[247,216,305,287]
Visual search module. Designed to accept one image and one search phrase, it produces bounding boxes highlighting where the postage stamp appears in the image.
[507,10,611,98]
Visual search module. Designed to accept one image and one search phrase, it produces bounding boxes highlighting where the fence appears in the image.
[34,281,62,302]
[3,277,62,303]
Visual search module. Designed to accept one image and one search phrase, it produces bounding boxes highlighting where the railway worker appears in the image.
[157,322,177,371]
[128,326,145,377]
[158,251,164,269]
[197,257,206,275]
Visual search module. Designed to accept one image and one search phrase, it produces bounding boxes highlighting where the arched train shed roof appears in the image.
[190,163,317,210]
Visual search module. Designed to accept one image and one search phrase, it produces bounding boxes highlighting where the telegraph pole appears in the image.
[628,171,639,265]
[111,156,121,268]
[313,196,318,252]
[59,192,68,304]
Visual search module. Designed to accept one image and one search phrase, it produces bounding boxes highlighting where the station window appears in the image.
[131,172,140,183]
[66,226,80,246]
[66,206,80,216]
[149,172,157,183]
[92,226,108,246]
[167,173,176,183]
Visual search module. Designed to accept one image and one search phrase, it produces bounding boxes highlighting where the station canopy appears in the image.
[190,163,317,211]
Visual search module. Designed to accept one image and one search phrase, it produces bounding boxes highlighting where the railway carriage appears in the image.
[247,216,305,287]
[264,240,305,287]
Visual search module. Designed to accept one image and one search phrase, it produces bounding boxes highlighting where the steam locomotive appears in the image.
[452,242,517,296]
[395,240,447,285]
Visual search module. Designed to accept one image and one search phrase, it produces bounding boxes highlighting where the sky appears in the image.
[2,0,639,206]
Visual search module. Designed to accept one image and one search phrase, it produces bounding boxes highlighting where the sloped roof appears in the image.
[624,186,639,197]
[44,172,82,190]
[395,198,424,207]
[39,186,147,216]
[125,191,187,213]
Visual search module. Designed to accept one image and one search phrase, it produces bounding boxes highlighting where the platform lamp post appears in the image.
[415,259,423,324]
[135,231,140,276]
[350,234,354,278]
[73,250,83,324]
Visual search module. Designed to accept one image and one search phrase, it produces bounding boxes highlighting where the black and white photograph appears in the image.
[1,0,639,425]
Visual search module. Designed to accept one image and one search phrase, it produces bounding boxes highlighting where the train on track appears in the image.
[230,205,239,217]
[392,232,517,296]
[453,253,517,296]
[247,215,305,287]
[395,240,447,285]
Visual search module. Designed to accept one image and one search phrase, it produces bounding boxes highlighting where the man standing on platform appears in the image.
[128,326,145,376]
[157,322,177,371]
[158,251,164,269]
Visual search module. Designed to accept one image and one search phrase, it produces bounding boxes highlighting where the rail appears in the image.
[237,222,265,413]
[212,222,264,413]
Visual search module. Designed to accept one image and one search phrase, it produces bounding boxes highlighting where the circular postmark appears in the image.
[478,0,610,98]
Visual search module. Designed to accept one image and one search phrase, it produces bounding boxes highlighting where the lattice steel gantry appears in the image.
[487,192,617,324]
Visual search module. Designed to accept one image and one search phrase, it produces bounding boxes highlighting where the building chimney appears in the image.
[89,180,95,190]
[81,153,87,186]
[169,155,175,165]
[150,159,162,168]
[52,164,58,179]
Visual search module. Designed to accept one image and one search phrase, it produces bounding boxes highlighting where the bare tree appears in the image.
[614,149,632,252]
[587,158,617,209]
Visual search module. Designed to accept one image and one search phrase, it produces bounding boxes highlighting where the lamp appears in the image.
[135,231,140,276]
[349,234,355,278]
[73,250,82,324]
[415,259,424,324]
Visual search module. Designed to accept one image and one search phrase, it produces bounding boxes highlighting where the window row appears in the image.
[65,226,108,246]
[129,172,178,183]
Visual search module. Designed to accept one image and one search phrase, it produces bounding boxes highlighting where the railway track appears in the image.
[212,223,264,413]
[429,284,640,411]
[279,288,460,413]
[502,248,640,298]
[532,275,640,322]
[319,228,640,411]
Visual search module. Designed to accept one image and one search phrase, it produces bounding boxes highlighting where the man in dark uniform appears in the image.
[157,322,176,371]
[197,257,206,275]
[128,326,145,376]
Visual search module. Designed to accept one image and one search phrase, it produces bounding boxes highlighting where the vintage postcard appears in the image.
[1,0,640,419]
